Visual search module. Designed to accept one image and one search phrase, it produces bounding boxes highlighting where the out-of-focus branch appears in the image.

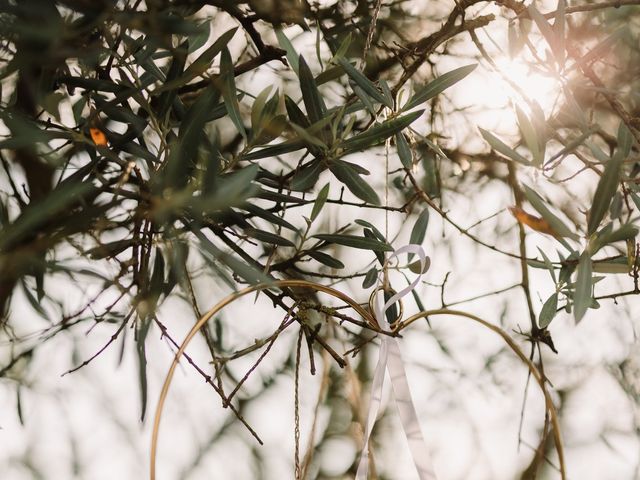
[517,0,640,19]
[392,13,495,94]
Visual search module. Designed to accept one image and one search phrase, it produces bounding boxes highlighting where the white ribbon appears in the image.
[356,244,437,480]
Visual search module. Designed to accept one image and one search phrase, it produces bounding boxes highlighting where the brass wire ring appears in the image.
[368,286,404,328]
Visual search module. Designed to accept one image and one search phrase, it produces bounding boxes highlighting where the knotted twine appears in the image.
[356,244,437,480]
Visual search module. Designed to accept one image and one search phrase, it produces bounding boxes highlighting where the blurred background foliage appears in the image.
[1,0,640,479]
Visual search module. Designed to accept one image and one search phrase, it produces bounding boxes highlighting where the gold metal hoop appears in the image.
[151,279,378,480]
[368,286,404,328]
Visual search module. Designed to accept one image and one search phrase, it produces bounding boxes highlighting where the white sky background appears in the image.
[1,1,640,479]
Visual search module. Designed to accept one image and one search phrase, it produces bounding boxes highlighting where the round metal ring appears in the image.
[368,286,404,327]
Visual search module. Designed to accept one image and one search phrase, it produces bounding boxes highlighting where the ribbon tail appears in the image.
[357,243,434,479]
[355,337,389,480]
[387,338,437,480]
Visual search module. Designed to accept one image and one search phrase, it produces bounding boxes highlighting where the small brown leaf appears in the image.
[509,206,558,237]
[89,127,108,146]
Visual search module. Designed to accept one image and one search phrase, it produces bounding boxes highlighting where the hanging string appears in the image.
[363,0,384,63]
[294,329,303,479]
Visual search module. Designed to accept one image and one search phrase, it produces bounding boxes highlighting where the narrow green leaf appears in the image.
[383,290,399,324]
[86,240,134,259]
[194,229,273,285]
[329,160,380,205]
[313,234,393,251]
[253,115,287,146]
[331,33,352,64]
[16,385,24,425]
[311,183,330,221]
[242,139,306,160]
[165,240,188,296]
[276,28,299,74]
[315,64,348,85]
[410,209,429,244]
[587,150,624,235]
[58,75,132,94]
[537,247,557,282]
[165,84,219,189]
[342,110,423,152]
[285,94,310,128]
[548,127,596,163]
[630,192,640,212]
[262,91,280,122]
[291,160,324,191]
[379,80,394,108]
[573,251,593,323]
[396,133,413,169]
[220,47,246,140]
[187,20,212,53]
[244,228,295,247]
[479,128,531,166]
[251,86,273,134]
[528,4,562,63]
[241,204,297,231]
[150,249,166,298]
[202,137,221,196]
[307,250,344,269]
[617,122,633,159]
[585,140,611,164]
[402,64,477,111]
[408,208,429,261]
[539,292,559,328]
[186,27,236,76]
[0,181,95,251]
[593,224,638,253]
[156,28,237,94]
[72,96,88,124]
[353,84,376,116]
[338,160,369,175]
[290,122,327,149]
[609,192,623,220]
[355,220,386,242]
[523,185,579,240]
[558,251,579,285]
[0,112,63,149]
[422,152,441,198]
[20,279,49,320]
[136,314,153,421]
[338,58,392,108]
[362,267,378,288]
[592,257,631,274]
[362,230,385,266]
[298,55,326,124]
[93,99,147,133]
[211,165,259,205]
[516,105,542,165]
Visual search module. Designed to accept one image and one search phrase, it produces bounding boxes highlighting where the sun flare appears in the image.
[486,57,561,114]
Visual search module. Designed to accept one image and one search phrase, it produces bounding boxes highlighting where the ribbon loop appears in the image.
[356,244,437,480]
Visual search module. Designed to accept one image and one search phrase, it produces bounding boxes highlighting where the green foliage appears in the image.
[2,2,640,477]
[479,127,531,166]
[312,234,393,252]
[402,64,477,112]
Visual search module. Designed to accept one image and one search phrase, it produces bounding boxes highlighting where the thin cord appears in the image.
[383,109,391,291]
[294,329,303,480]
[363,0,384,61]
